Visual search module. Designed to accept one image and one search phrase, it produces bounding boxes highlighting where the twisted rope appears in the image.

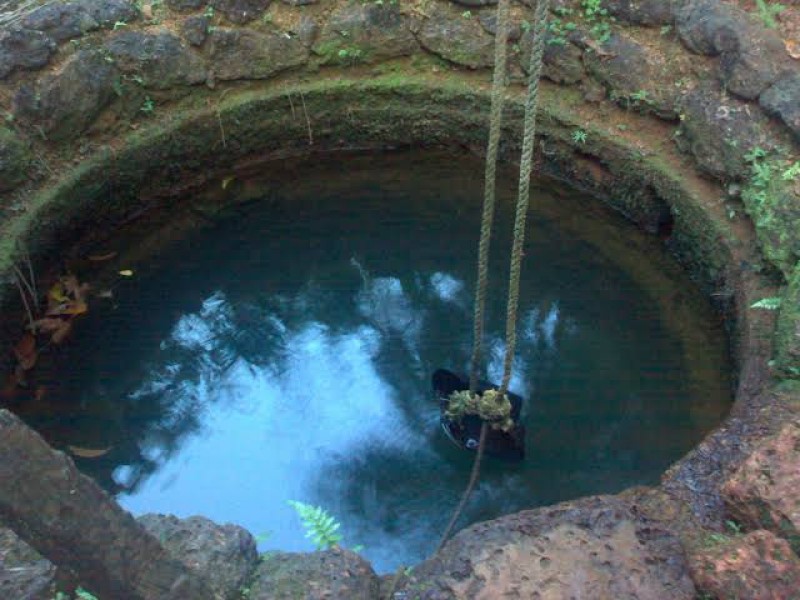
[439,0,550,551]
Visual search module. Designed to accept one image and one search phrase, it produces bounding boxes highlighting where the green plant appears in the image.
[112,20,127,30]
[582,0,613,42]
[203,4,215,18]
[751,297,782,310]
[461,10,472,18]
[288,501,343,550]
[140,96,155,114]
[725,520,743,535]
[754,0,786,29]
[75,589,99,600]
[336,46,364,65]
[572,129,587,144]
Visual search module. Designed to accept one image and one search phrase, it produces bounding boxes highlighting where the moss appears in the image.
[0,125,31,194]
[774,264,800,380]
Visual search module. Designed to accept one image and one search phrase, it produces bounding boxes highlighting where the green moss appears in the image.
[775,264,800,380]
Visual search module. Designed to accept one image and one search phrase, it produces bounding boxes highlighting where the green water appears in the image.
[20,150,731,572]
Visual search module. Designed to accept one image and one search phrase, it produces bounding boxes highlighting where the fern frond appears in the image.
[288,501,343,550]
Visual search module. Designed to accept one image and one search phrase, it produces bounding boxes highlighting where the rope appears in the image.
[468,0,512,395]
[438,0,550,551]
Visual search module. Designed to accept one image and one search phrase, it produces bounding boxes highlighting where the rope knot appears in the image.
[444,389,515,432]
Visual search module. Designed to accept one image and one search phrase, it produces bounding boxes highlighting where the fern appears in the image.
[288,501,343,550]
[750,297,782,310]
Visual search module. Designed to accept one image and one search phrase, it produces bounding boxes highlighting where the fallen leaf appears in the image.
[13,333,37,371]
[88,251,118,262]
[68,445,112,458]
[33,317,67,333]
[50,320,73,345]
[119,269,134,277]
[787,39,800,60]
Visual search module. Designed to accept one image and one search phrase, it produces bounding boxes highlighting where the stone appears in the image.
[207,28,307,81]
[448,0,498,7]
[417,5,494,69]
[182,15,210,46]
[676,82,780,181]
[138,514,259,600]
[312,3,417,65]
[519,28,585,84]
[248,548,380,599]
[775,266,800,379]
[583,33,679,117]
[21,2,99,43]
[167,0,206,11]
[0,527,57,600]
[761,73,800,143]
[676,0,750,56]
[281,0,318,5]
[0,126,30,193]
[478,13,522,43]
[105,30,207,89]
[397,495,696,599]
[722,420,800,552]
[603,0,678,26]
[289,16,318,48]
[78,0,140,28]
[0,29,56,80]
[212,0,271,24]
[13,50,119,142]
[719,31,795,101]
[688,530,800,599]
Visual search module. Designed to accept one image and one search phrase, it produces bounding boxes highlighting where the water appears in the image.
[17,150,731,573]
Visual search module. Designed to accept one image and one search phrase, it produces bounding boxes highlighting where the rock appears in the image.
[207,28,307,81]
[687,530,800,599]
[312,3,417,65]
[79,0,139,28]
[398,495,696,599]
[676,82,779,180]
[212,0,271,24]
[138,514,259,600]
[0,126,30,192]
[13,49,118,142]
[248,548,380,599]
[105,30,206,89]
[775,266,800,379]
[519,28,585,84]
[722,420,800,552]
[761,73,800,142]
[0,527,57,600]
[676,0,750,56]
[289,16,318,48]
[417,6,494,69]
[182,15,210,46]
[603,0,678,26]
[449,0,498,7]
[719,30,794,100]
[21,2,99,43]
[167,0,206,11]
[745,181,800,277]
[477,13,522,43]
[281,0,318,5]
[583,33,679,117]
[0,29,56,80]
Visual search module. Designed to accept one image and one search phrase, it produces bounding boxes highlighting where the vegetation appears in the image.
[288,501,343,550]
[546,1,613,46]
[572,128,587,144]
[754,0,786,29]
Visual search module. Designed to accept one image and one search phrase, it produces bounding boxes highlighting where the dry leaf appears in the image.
[51,320,73,345]
[787,39,800,60]
[33,317,67,333]
[68,445,112,458]
[13,333,37,371]
[119,269,134,277]
[88,251,118,262]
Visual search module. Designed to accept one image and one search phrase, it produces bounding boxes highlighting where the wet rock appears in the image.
[248,548,380,599]
[0,126,30,193]
[0,29,56,80]
[167,0,206,11]
[21,2,99,43]
[105,30,206,89]
[519,29,585,84]
[212,0,271,24]
[761,73,800,142]
[80,0,139,28]
[583,33,680,117]
[775,267,800,379]
[0,527,57,600]
[13,49,118,142]
[138,514,259,600]
[313,3,417,65]
[182,15,210,46]
[676,82,779,180]
[417,5,494,69]
[687,530,800,599]
[722,420,800,552]
[603,0,678,26]
[207,28,307,81]
[399,495,696,599]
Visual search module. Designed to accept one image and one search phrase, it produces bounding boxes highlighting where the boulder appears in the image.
[0,527,57,600]
[519,28,585,85]
[105,30,207,89]
[13,49,119,142]
[718,31,795,101]
[248,548,380,599]
[207,28,307,81]
[397,495,696,599]
[0,126,30,193]
[676,0,750,56]
[722,420,800,552]
[775,266,800,379]
[688,530,800,600]
[181,15,210,47]
[212,0,271,24]
[138,514,259,600]
[761,73,800,143]
[416,5,494,69]
[313,3,417,65]
[603,0,678,26]
[166,0,206,11]
[21,2,99,43]
[0,29,56,80]
[79,0,139,28]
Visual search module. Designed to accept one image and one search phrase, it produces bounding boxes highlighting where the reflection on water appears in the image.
[15,151,732,573]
